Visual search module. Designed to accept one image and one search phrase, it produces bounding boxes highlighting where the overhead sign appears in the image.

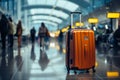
[88,18,98,23]
[107,12,120,18]
[107,71,119,77]
[62,27,68,32]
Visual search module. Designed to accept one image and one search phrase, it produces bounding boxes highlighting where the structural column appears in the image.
[17,0,21,21]
[24,10,27,27]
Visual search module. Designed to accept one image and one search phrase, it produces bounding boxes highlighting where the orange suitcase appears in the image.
[66,12,96,74]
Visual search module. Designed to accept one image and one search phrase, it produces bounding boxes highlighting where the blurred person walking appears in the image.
[0,14,9,49]
[16,20,23,47]
[8,17,15,48]
[30,27,36,44]
[58,30,63,42]
[38,22,49,48]
[113,25,120,46]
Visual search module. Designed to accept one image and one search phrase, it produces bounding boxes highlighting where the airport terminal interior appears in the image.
[0,0,120,80]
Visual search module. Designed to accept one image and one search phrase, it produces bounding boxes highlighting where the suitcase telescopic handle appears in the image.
[70,12,82,29]
[70,12,82,14]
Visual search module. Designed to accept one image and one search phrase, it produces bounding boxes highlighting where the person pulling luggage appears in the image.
[38,22,49,48]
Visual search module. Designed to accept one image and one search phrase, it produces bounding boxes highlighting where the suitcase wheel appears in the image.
[86,70,89,73]
[74,70,77,74]
[67,70,70,74]
[92,66,96,73]
[92,68,96,73]
[66,67,70,74]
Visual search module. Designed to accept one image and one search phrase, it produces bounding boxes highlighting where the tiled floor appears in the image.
[0,38,120,80]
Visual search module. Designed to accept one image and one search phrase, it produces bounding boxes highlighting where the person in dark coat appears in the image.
[30,27,36,44]
[113,25,120,46]
[58,30,63,42]
[0,14,8,49]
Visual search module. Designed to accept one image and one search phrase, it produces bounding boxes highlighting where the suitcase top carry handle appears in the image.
[70,12,82,14]
[70,11,82,29]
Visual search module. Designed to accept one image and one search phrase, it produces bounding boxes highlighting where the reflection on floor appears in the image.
[0,39,120,80]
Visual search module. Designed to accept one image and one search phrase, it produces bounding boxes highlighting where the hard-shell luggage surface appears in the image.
[66,12,96,74]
